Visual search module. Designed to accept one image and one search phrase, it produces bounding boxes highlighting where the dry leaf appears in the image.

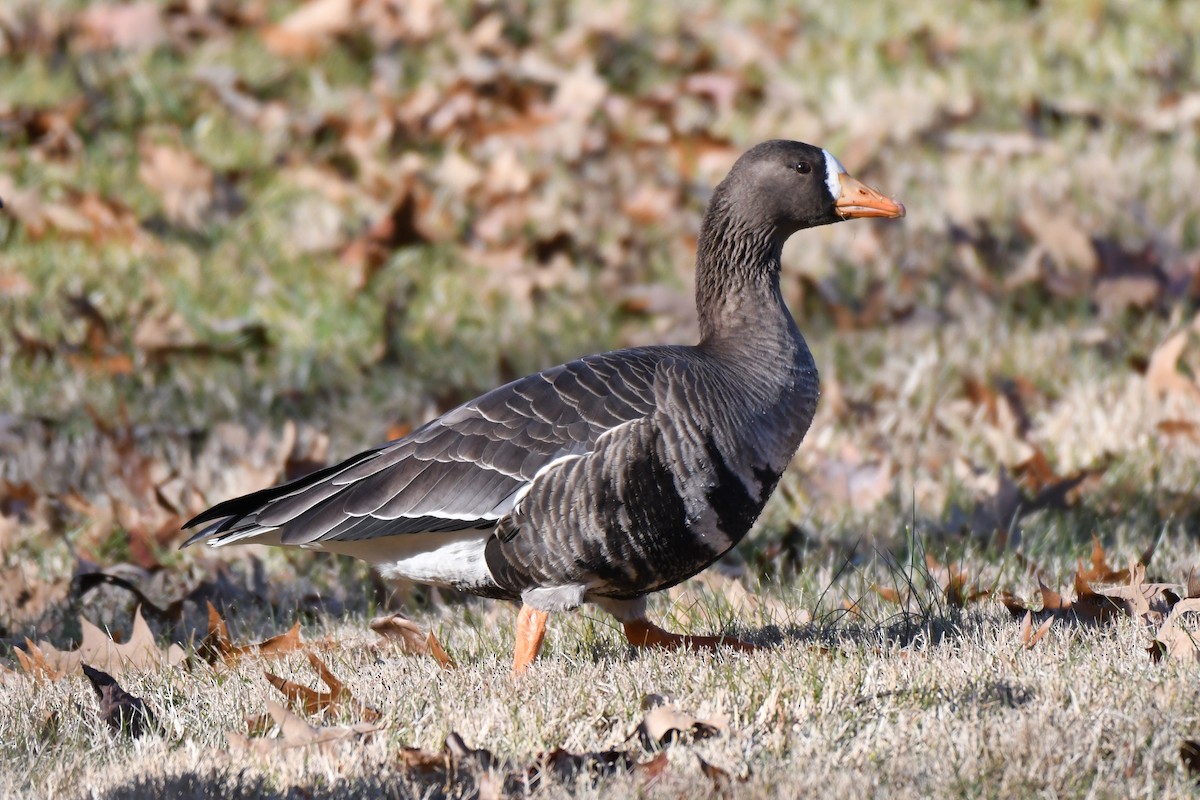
[634,699,724,749]
[1041,576,1124,624]
[369,613,456,669]
[0,662,21,686]
[369,613,427,654]
[227,699,380,755]
[0,561,69,633]
[926,555,993,608]
[810,453,893,512]
[81,664,156,737]
[1078,536,1136,583]
[264,652,380,723]
[1152,598,1200,663]
[75,1,168,52]
[200,602,304,664]
[1146,330,1199,399]
[15,640,70,681]
[1095,561,1182,628]
[1181,740,1200,780]
[1156,419,1200,442]
[1019,611,1054,650]
[137,142,214,228]
[872,584,903,604]
[18,607,185,679]
[426,631,456,670]
[262,0,353,57]
[697,754,739,791]
[1018,208,1097,278]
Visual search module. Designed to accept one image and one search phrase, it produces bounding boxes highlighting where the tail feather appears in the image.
[181,446,385,548]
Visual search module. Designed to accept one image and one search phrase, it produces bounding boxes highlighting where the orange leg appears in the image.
[512,605,549,675]
[622,618,756,652]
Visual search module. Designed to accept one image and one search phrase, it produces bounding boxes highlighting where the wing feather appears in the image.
[183,349,672,547]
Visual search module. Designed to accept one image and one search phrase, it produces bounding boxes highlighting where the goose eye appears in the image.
[793,161,812,175]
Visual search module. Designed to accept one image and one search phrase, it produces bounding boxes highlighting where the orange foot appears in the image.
[511,605,549,675]
[622,618,756,652]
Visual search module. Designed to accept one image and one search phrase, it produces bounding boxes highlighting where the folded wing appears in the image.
[182,349,669,547]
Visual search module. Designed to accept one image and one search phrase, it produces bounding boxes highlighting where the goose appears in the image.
[183,140,904,673]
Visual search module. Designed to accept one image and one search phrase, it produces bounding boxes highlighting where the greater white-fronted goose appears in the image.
[183,140,904,672]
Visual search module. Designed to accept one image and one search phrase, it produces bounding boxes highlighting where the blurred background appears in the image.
[2,0,1200,635]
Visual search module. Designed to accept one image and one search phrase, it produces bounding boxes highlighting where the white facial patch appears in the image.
[822,149,846,200]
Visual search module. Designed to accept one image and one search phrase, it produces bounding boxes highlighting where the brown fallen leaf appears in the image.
[0,561,69,635]
[697,754,740,791]
[427,631,456,670]
[1181,741,1200,781]
[926,555,994,608]
[137,141,215,229]
[634,698,725,749]
[0,662,20,686]
[75,1,168,52]
[871,584,903,605]
[369,613,456,669]
[264,652,380,723]
[1095,561,1182,629]
[1157,419,1200,442]
[339,180,440,290]
[227,700,381,755]
[1146,330,1199,399]
[81,664,156,737]
[1018,207,1097,280]
[369,613,427,654]
[200,602,304,665]
[1019,610,1054,650]
[261,0,353,58]
[1152,598,1200,663]
[809,453,893,512]
[18,607,186,679]
[1078,536,1137,583]
[635,751,670,784]
[1041,575,1125,624]
[14,640,70,681]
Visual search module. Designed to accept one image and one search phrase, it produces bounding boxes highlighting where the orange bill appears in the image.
[834,174,905,219]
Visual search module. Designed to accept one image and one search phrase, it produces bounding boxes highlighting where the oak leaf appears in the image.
[264,652,381,723]
[81,664,156,737]
[17,607,185,679]
[1019,611,1054,650]
[1152,598,1200,663]
[228,700,381,755]
[1146,330,1199,399]
[199,602,303,665]
[634,697,726,749]
[368,613,456,669]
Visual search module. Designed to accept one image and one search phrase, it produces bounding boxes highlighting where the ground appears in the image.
[1,1,1200,797]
